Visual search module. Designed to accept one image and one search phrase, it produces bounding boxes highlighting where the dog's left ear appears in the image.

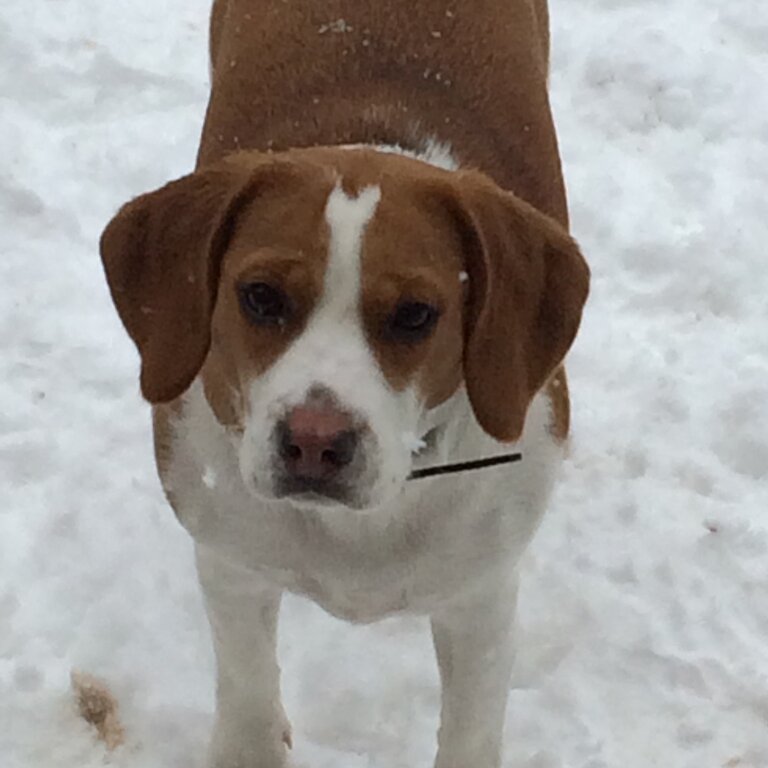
[455,171,590,442]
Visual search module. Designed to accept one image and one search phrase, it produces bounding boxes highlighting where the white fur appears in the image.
[341,137,458,171]
[161,148,566,768]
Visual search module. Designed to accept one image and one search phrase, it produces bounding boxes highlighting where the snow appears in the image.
[401,432,428,455]
[2,1,767,767]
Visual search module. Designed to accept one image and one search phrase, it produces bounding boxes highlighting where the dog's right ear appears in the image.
[100,164,286,404]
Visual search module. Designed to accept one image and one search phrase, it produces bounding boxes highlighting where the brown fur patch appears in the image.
[546,366,571,442]
[360,164,466,406]
[199,0,567,223]
[453,171,589,441]
[201,159,335,427]
[303,148,588,440]
[71,671,125,751]
[100,158,334,408]
[152,400,186,512]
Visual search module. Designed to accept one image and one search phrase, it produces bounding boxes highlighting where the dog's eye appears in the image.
[387,301,440,342]
[238,282,289,326]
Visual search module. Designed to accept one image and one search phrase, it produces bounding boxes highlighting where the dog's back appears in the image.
[201,0,565,221]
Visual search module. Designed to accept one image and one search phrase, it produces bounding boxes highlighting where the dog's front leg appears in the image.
[196,547,290,768]
[431,572,519,768]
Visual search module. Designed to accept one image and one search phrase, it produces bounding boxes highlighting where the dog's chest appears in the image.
[161,387,559,622]
[171,457,513,621]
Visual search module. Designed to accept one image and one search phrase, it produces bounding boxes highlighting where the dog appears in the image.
[100,1,589,766]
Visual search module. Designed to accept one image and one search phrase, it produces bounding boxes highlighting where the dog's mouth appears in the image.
[275,475,357,507]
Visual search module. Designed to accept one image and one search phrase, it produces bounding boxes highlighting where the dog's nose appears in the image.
[278,405,358,481]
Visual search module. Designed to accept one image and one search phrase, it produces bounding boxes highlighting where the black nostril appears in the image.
[322,431,357,468]
[285,443,302,461]
[278,423,302,462]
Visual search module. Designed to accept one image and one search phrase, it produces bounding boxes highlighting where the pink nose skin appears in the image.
[279,405,358,481]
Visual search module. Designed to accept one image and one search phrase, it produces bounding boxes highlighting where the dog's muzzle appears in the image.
[271,395,370,506]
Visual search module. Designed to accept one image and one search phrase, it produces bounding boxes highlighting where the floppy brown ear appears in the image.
[100,166,270,403]
[457,172,590,442]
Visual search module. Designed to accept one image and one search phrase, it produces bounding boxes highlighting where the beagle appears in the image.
[100,1,589,766]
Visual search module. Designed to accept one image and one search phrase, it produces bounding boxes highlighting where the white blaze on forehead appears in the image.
[322,183,381,317]
[245,182,385,411]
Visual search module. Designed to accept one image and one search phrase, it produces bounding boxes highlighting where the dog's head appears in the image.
[101,149,588,509]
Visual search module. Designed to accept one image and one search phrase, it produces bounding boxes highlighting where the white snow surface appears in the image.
[2,1,768,766]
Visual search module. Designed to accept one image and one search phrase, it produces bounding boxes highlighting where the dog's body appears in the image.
[100,2,589,766]
[201,0,563,220]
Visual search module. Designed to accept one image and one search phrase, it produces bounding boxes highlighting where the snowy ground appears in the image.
[2,1,768,766]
